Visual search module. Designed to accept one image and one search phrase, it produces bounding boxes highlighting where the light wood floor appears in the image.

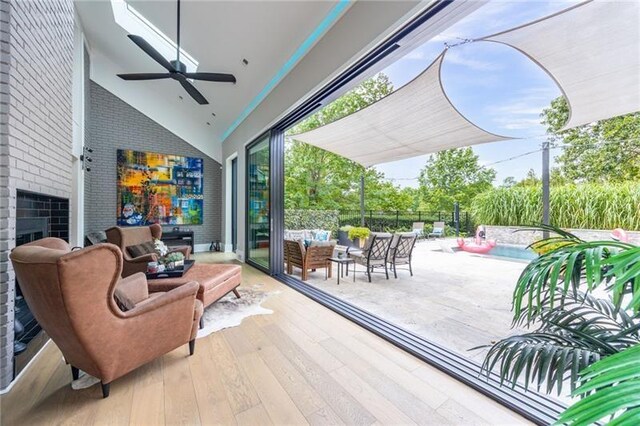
[0,254,529,425]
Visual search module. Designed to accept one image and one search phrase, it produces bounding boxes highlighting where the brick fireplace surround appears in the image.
[0,0,75,388]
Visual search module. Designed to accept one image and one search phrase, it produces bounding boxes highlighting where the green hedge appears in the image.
[471,182,640,230]
[285,209,340,232]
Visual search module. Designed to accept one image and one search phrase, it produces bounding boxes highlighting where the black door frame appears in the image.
[231,156,238,252]
[244,131,271,272]
[244,130,284,275]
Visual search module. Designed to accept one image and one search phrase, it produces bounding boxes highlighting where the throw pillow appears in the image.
[126,241,156,258]
[315,230,330,241]
[113,287,136,311]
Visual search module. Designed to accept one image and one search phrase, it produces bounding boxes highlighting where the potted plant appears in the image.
[476,225,640,424]
[163,252,185,270]
[348,227,371,248]
[338,225,353,246]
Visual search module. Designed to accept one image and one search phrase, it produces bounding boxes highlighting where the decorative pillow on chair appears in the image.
[314,230,330,241]
[113,287,136,311]
[126,241,156,258]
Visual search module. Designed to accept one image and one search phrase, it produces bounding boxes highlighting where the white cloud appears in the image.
[402,50,426,61]
[445,49,502,71]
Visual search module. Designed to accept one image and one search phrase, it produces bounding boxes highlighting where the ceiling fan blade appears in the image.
[176,75,209,105]
[184,73,237,83]
[127,35,175,72]
[118,73,172,80]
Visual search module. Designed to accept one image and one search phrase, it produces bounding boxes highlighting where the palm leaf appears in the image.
[557,345,640,425]
[513,238,631,321]
[478,333,599,395]
[481,292,640,395]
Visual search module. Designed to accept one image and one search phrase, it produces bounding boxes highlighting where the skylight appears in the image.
[111,0,198,73]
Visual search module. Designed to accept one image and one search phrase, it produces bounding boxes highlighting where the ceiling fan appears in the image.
[117,0,236,105]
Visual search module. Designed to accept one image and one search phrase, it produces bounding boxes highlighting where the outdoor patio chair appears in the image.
[387,233,417,278]
[412,222,425,240]
[427,221,445,239]
[284,239,334,281]
[350,233,393,282]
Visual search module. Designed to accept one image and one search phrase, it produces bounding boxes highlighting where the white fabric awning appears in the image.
[291,52,511,167]
[483,0,640,130]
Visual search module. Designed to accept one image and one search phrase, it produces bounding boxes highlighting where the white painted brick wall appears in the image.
[0,0,74,388]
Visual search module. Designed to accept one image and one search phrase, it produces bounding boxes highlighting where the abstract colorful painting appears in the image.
[117,149,203,226]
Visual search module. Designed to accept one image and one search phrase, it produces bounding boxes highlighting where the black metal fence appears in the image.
[339,210,473,235]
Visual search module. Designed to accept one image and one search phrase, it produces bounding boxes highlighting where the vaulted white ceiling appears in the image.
[76,0,349,160]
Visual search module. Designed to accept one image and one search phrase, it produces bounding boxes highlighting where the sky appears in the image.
[374,0,580,188]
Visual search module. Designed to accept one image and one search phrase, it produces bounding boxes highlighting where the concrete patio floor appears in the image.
[300,239,529,363]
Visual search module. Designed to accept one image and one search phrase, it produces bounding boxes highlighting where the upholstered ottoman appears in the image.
[146,263,242,312]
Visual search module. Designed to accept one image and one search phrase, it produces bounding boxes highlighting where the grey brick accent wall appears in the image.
[85,82,222,245]
[0,0,74,388]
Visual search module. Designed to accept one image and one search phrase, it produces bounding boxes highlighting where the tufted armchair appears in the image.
[10,238,202,398]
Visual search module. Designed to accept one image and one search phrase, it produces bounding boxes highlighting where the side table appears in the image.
[327,257,355,285]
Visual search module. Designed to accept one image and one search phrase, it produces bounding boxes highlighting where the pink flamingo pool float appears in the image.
[457,226,496,254]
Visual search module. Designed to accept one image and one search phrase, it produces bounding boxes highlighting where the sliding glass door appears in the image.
[246,135,270,269]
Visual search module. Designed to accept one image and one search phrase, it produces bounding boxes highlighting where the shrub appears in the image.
[285,209,340,232]
[347,227,371,241]
[471,182,640,230]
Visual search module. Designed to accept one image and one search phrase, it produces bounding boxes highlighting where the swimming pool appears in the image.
[487,244,538,261]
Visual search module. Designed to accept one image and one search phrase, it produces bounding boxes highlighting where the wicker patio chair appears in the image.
[284,239,334,281]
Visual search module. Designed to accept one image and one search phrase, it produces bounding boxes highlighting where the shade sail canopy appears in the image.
[483,0,640,131]
[291,52,511,167]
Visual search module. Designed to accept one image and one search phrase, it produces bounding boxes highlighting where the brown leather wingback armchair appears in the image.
[105,224,192,277]
[10,238,202,398]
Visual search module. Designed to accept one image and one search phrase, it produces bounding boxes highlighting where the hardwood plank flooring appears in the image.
[0,253,530,425]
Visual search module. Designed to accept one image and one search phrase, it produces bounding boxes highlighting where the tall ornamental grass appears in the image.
[471,182,640,230]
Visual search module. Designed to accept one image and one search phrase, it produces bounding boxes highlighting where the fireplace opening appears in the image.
[13,190,69,378]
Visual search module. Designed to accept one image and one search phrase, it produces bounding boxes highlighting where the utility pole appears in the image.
[542,141,550,238]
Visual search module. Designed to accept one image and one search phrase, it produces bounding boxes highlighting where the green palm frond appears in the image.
[602,245,640,313]
[557,345,640,425]
[480,292,640,395]
[513,234,633,321]
[479,333,600,395]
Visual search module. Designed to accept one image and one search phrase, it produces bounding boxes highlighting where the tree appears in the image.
[418,148,496,211]
[286,73,415,211]
[501,176,517,188]
[541,96,640,182]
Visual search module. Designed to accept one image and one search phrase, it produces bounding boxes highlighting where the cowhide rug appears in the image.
[197,284,275,339]
[71,284,275,390]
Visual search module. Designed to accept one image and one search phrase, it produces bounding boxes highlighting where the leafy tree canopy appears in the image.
[418,147,496,211]
[285,73,415,211]
[541,96,640,182]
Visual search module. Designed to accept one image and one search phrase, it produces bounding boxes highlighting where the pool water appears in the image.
[488,244,538,261]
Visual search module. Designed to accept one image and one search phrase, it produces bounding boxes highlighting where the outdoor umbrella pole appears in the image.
[360,172,365,227]
[542,141,550,238]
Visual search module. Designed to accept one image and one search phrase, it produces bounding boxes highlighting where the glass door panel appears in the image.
[246,136,270,269]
